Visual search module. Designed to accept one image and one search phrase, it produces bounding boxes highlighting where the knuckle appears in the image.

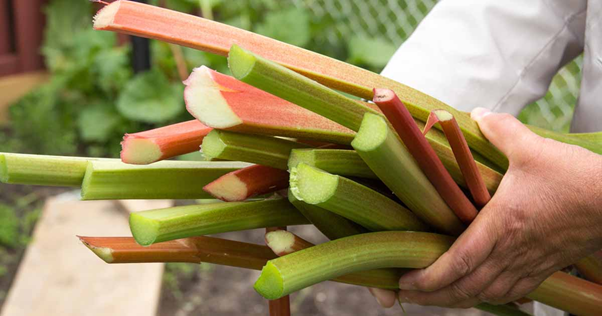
[455,252,474,276]
[450,282,474,301]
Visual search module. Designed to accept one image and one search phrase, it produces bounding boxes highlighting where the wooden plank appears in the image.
[0,0,12,55]
[12,0,45,72]
[0,71,48,124]
[0,194,169,316]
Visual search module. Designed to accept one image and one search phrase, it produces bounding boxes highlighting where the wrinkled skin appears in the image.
[371,108,602,308]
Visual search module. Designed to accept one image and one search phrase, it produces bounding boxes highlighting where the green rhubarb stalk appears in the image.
[289,163,427,232]
[263,230,527,316]
[287,189,367,240]
[288,149,376,179]
[129,198,309,246]
[254,231,602,316]
[352,113,465,235]
[201,129,310,170]
[529,126,602,155]
[0,153,110,186]
[81,160,249,200]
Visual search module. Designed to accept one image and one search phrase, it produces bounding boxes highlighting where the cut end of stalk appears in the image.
[287,149,314,171]
[265,230,295,256]
[120,137,162,165]
[423,110,453,135]
[254,261,284,300]
[289,163,337,204]
[129,213,160,246]
[350,113,387,152]
[201,130,227,160]
[92,0,119,29]
[78,236,115,263]
[203,173,248,201]
[372,88,396,103]
[0,154,7,183]
[183,66,243,128]
[228,45,256,81]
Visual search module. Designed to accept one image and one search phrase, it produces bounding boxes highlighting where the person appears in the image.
[369,0,602,311]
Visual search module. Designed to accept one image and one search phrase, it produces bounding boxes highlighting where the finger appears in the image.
[477,270,521,304]
[502,276,547,303]
[398,214,498,292]
[398,258,504,307]
[471,108,538,158]
[368,288,397,308]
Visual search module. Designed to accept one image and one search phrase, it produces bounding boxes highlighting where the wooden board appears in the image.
[0,71,49,124]
[0,194,171,316]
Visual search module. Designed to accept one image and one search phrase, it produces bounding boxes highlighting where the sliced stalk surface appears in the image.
[79,236,276,269]
[424,110,491,207]
[92,0,511,170]
[265,230,314,257]
[0,153,109,186]
[374,89,477,223]
[288,189,367,240]
[254,231,602,316]
[81,160,248,200]
[184,66,353,144]
[121,120,212,165]
[201,129,310,170]
[265,227,292,316]
[129,198,309,246]
[203,164,290,202]
[352,113,464,235]
[575,251,602,285]
[288,149,376,179]
[290,163,427,232]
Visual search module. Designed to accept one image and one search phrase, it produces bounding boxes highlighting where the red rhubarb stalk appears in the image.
[373,89,478,223]
[265,230,315,257]
[424,110,491,207]
[203,164,290,202]
[265,227,291,316]
[121,120,212,165]
[575,251,602,285]
[78,236,276,269]
[184,66,354,144]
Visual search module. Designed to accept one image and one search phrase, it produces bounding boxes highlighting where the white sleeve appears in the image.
[381,0,587,115]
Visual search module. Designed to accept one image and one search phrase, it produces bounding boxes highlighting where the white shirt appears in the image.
[382,0,601,133]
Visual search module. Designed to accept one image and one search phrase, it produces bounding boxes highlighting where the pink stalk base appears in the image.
[121,120,212,164]
[204,165,290,202]
[373,89,477,223]
[424,110,491,207]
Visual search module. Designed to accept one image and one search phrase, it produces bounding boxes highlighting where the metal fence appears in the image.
[286,0,581,132]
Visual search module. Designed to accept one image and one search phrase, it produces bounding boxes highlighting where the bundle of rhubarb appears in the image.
[2,1,602,315]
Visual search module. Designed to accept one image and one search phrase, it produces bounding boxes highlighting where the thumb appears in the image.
[471,108,537,158]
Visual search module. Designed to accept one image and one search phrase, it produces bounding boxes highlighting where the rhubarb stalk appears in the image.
[254,231,602,316]
[287,189,367,240]
[423,109,491,207]
[265,227,291,316]
[203,164,290,202]
[373,89,478,223]
[79,236,276,269]
[201,129,310,170]
[120,120,212,165]
[184,66,354,144]
[81,160,248,200]
[92,0,512,170]
[290,163,428,232]
[129,198,309,246]
[575,251,602,285]
[352,113,465,235]
[288,149,376,179]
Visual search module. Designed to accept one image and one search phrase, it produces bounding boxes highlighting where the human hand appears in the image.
[372,108,602,308]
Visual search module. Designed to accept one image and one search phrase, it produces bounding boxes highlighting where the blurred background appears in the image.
[0,0,582,315]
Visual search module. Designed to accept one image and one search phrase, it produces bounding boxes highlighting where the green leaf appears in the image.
[0,204,19,248]
[255,8,311,47]
[78,104,121,142]
[116,70,184,123]
[347,35,397,69]
[92,46,132,95]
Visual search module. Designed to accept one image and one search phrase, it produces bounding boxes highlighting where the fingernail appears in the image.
[398,279,417,291]
[471,107,491,121]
